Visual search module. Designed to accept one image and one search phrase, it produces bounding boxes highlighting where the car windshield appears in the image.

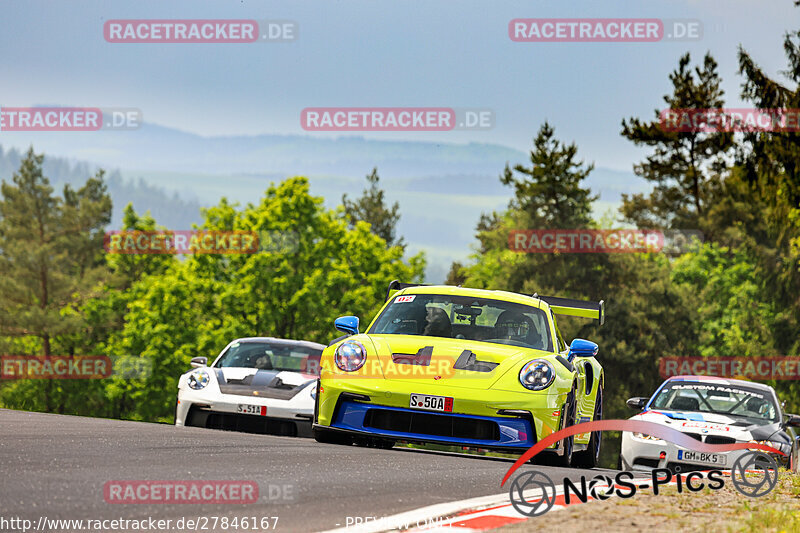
[214,341,322,375]
[368,293,552,351]
[650,381,779,424]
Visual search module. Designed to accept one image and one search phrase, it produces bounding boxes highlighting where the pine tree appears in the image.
[342,168,405,248]
[0,148,111,410]
[620,53,734,230]
[501,121,596,229]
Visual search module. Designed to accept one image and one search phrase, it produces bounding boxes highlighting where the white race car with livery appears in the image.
[176,337,324,437]
[621,375,800,473]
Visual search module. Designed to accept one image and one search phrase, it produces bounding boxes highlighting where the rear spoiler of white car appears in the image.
[534,294,605,325]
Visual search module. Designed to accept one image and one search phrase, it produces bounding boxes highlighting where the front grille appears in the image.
[363,409,500,441]
[216,385,298,399]
[684,432,702,441]
[186,406,298,436]
[704,436,736,445]
[633,457,661,468]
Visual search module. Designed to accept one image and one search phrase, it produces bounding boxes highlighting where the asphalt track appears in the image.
[0,409,619,532]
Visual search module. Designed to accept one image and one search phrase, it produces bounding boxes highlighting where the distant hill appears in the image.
[0,126,649,281]
[0,124,525,177]
[0,145,203,230]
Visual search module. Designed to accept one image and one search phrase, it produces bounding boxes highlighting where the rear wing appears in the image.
[534,294,605,325]
[385,280,428,302]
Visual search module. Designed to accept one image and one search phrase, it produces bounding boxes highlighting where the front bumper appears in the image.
[176,389,314,437]
[620,434,790,472]
[316,378,568,451]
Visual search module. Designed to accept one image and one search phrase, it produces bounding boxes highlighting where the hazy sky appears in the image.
[1,0,797,171]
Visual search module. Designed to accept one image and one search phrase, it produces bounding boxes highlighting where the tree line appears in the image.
[0,21,798,469]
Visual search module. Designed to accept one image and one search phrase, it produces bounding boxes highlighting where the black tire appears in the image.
[572,385,603,469]
[531,384,577,467]
[532,386,578,466]
[312,426,352,446]
[560,390,576,467]
[531,451,562,466]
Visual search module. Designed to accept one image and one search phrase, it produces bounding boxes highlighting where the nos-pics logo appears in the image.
[509,450,778,517]
[500,419,784,518]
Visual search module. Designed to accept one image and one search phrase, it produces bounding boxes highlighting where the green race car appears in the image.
[313,281,606,467]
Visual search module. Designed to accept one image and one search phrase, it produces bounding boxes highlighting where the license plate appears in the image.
[678,449,726,466]
[237,404,266,416]
[409,393,453,412]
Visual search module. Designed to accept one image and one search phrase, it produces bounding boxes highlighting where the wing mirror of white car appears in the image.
[785,414,800,428]
[626,397,648,410]
[190,356,208,368]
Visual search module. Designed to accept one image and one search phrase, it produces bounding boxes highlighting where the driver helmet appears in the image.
[494,311,534,342]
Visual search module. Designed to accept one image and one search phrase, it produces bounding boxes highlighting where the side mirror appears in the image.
[626,397,648,410]
[334,316,359,336]
[568,338,598,361]
[190,356,207,368]
[785,414,800,428]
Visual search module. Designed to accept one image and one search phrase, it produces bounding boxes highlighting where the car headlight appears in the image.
[632,432,664,442]
[188,369,209,390]
[749,439,789,455]
[310,383,317,399]
[519,359,555,391]
[334,340,367,372]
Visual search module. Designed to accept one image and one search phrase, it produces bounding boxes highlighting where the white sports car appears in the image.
[175,337,324,437]
[621,375,800,473]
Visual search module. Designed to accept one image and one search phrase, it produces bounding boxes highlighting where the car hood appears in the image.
[632,409,777,441]
[366,334,547,389]
[213,367,314,399]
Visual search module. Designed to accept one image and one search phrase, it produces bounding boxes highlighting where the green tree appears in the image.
[736,27,800,337]
[342,168,405,248]
[728,22,800,409]
[454,125,698,467]
[620,53,734,231]
[107,177,424,422]
[500,121,596,229]
[672,243,782,358]
[0,148,111,412]
[457,122,600,295]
